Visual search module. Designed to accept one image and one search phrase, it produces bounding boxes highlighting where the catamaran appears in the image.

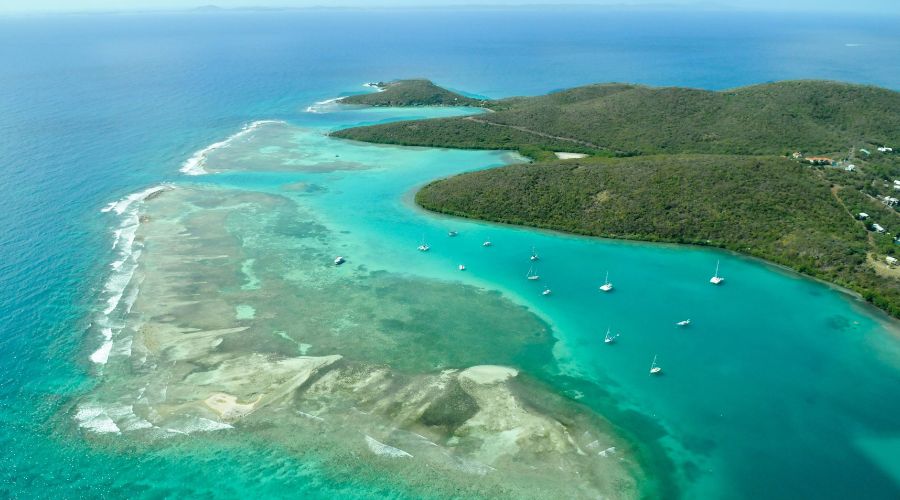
[676,319,691,327]
[649,355,662,375]
[599,271,613,292]
[710,260,724,284]
[530,246,539,261]
[417,235,430,252]
[604,327,618,344]
[526,264,540,281]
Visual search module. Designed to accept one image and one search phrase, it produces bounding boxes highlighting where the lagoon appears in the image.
[79,108,900,498]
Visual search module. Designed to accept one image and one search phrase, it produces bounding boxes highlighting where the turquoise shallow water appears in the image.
[182,114,900,498]
[2,8,900,499]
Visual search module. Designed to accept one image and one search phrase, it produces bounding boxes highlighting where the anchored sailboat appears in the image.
[542,287,552,296]
[650,355,662,375]
[417,235,430,252]
[599,271,613,292]
[527,264,540,281]
[710,260,724,285]
[676,319,691,327]
[604,327,618,344]
[530,246,539,261]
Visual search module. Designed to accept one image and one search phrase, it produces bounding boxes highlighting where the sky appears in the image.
[0,0,897,14]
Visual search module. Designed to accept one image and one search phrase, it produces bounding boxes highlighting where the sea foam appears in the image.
[362,82,386,92]
[92,184,173,365]
[305,96,345,114]
[74,403,121,434]
[305,82,383,114]
[179,120,284,175]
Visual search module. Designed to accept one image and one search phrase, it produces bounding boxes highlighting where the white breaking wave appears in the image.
[365,435,413,458]
[92,184,173,365]
[362,82,386,92]
[171,416,234,433]
[305,96,345,114]
[89,327,114,364]
[74,402,121,434]
[179,120,284,175]
[75,402,154,434]
[305,82,385,114]
[101,184,168,216]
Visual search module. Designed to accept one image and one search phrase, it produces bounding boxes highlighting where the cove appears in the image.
[81,102,900,499]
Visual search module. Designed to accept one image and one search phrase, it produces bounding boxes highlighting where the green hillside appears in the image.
[333,79,900,317]
[417,155,900,316]
[334,80,900,157]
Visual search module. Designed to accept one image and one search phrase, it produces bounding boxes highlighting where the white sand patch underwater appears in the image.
[235,304,256,320]
[365,435,413,458]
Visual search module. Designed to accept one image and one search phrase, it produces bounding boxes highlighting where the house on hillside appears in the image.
[882,196,900,207]
[878,146,893,153]
[791,152,803,159]
[887,256,898,266]
[806,157,834,166]
[845,164,856,172]
[858,212,870,220]
[860,148,871,156]
[873,223,886,233]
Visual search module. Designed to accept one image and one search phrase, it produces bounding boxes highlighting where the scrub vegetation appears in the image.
[333,80,900,316]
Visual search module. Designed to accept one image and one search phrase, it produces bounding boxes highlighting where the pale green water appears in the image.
[79,107,900,499]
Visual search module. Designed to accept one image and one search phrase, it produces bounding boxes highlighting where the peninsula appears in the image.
[332,79,900,317]
[341,79,484,107]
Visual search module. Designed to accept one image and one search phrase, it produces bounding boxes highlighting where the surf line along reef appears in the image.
[333,78,900,318]
[80,109,660,498]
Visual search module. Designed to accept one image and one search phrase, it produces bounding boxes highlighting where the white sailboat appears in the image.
[542,287,552,296]
[710,260,724,284]
[527,264,540,281]
[482,240,492,247]
[676,319,691,327]
[530,246,539,261]
[458,264,466,271]
[599,271,613,292]
[604,327,618,344]
[649,355,662,375]
[448,230,458,237]
[417,235,430,252]
[334,256,345,266]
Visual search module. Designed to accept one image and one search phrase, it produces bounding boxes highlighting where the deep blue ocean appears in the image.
[1,8,898,498]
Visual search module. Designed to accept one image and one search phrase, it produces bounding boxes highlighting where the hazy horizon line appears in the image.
[2,2,896,17]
